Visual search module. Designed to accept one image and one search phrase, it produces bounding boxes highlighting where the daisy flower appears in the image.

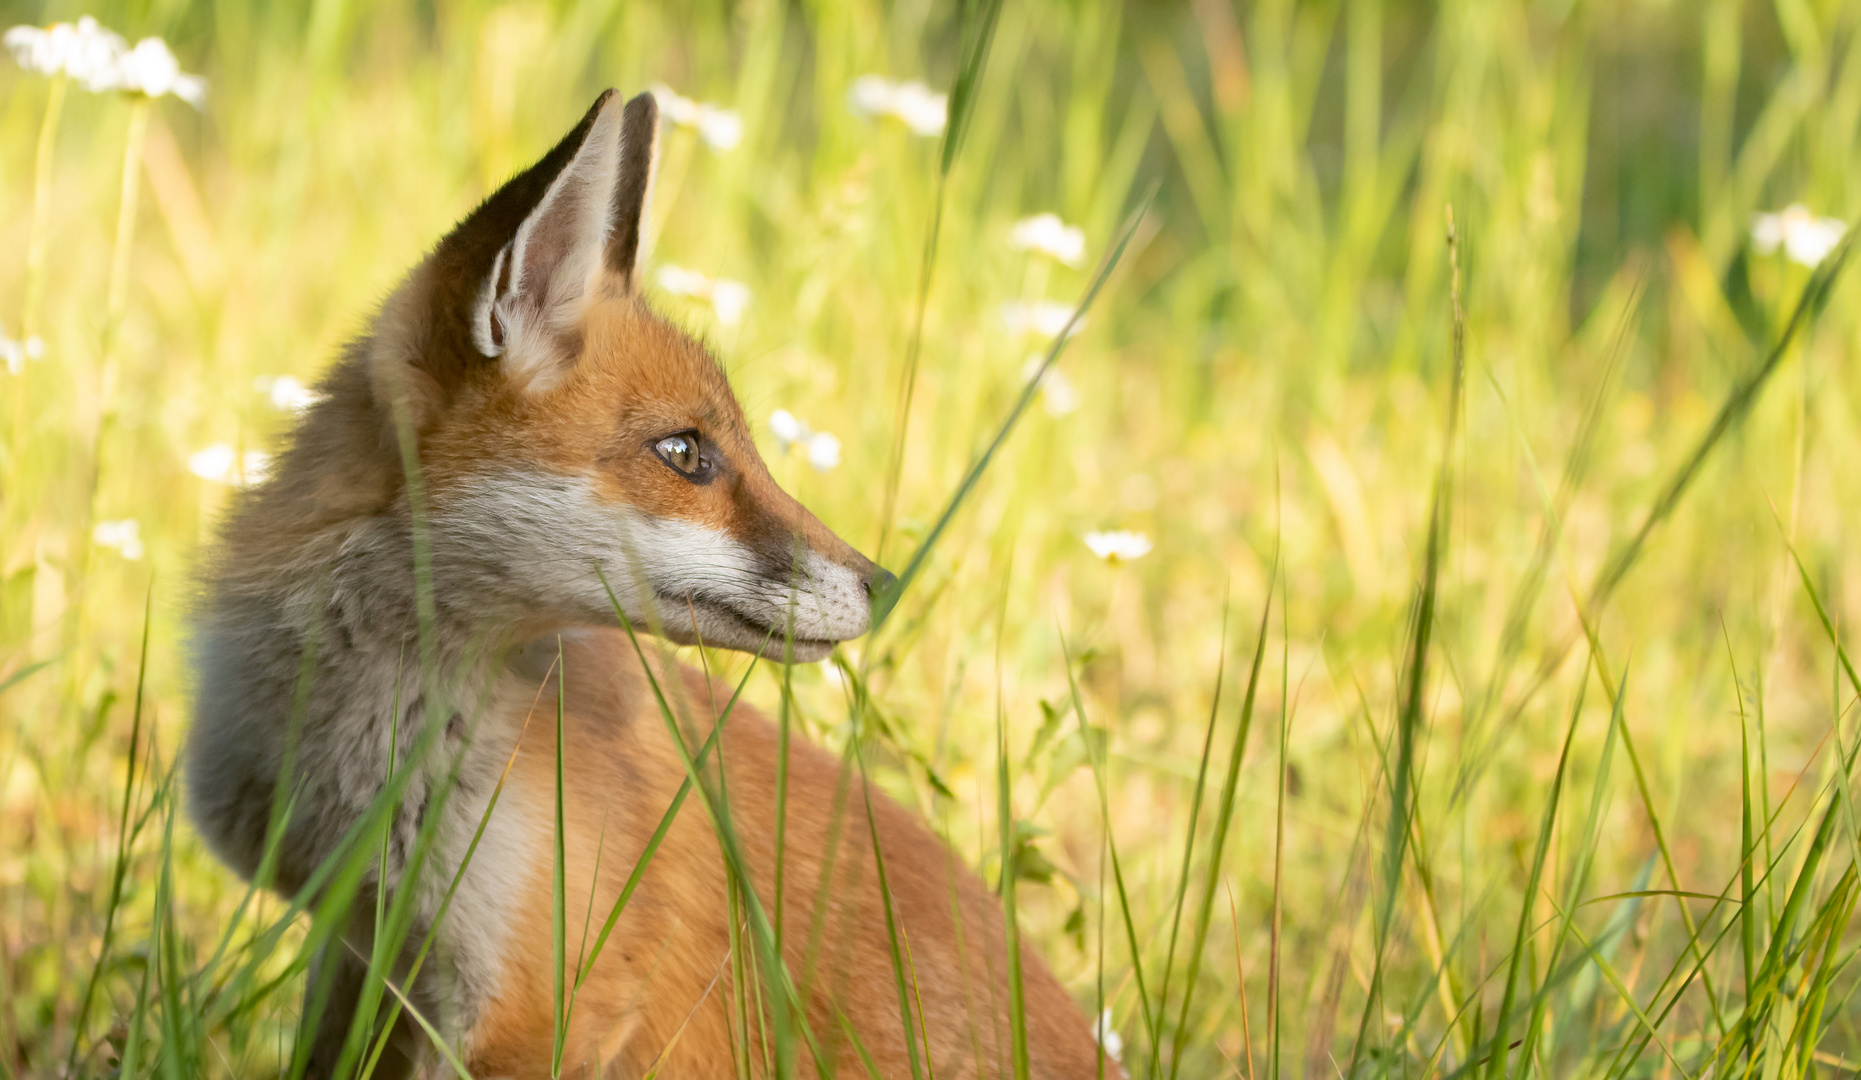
[657,265,752,327]
[0,327,45,376]
[1084,530,1151,565]
[4,17,125,89]
[1750,204,1846,268]
[1009,213,1086,267]
[255,375,320,412]
[768,409,841,473]
[92,519,144,560]
[848,75,947,136]
[189,443,270,486]
[4,18,206,107]
[1091,1009,1124,1062]
[1002,300,1083,340]
[652,83,743,151]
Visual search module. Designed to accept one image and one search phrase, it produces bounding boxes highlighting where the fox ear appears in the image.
[469,90,621,388]
[467,90,657,389]
[371,91,659,427]
[605,92,659,289]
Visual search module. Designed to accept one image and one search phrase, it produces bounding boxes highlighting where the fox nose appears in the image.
[863,565,899,599]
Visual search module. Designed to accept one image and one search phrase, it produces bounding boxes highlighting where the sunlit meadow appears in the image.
[6,0,1861,1076]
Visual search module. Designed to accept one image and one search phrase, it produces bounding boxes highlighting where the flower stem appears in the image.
[22,72,67,342]
[9,74,67,497]
[106,99,152,331]
[63,97,152,690]
[83,95,152,537]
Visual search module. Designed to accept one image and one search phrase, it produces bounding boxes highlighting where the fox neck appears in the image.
[192,470,584,893]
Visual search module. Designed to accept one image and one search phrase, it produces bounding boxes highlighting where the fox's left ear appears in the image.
[468,90,659,388]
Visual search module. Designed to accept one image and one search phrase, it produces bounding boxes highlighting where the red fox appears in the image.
[187,90,1102,1078]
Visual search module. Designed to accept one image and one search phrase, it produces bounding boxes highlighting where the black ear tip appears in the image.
[624,90,659,124]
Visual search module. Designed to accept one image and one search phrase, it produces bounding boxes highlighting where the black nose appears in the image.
[863,565,899,598]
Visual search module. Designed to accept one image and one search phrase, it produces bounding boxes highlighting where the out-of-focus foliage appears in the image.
[5,0,1861,1075]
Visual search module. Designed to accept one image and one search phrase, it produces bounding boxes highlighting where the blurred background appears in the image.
[4,0,1861,1075]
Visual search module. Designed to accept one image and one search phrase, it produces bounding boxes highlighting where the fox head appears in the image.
[306,90,885,661]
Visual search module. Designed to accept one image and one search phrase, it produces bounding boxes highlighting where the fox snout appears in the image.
[630,480,890,662]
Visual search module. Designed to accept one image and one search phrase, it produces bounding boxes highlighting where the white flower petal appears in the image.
[769,409,807,450]
[1002,300,1083,340]
[847,74,946,136]
[190,444,268,486]
[7,17,130,87]
[656,264,709,298]
[806,431,841,472]
[655,265,750,325]
[652,83,741,151]
[1750,212,1785,255]
[1084,530,1151,564]
[1009,213,1087,267]
[93,519,144,560]
[257,374,320,412]
[847,74,895,117]
[710,279,751,326]
[1751,204,1848,268]
[189,443,236,482]
[1092,1009,1124,1062]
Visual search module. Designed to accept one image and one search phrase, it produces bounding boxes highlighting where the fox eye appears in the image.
[653,431,708,478]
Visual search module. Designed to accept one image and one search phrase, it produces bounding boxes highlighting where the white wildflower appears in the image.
[5,17,124,88]
[847,75,947,136]
[0,329,44,376]
[1001,300,1082,340]
[1009,213,1086,267]
[769,408,807,451]
[1091,1009,1124,1062]
[114,36,207,107]
[710,280,752,327]
[92,519,144,561]
[1084,530,1151,565]
[1751,204,1847,268]
[254,374,319,412]
[652,83,742,151]
[805,431,841,472]
[767,409,840,472]
[189,443,269,486]
[1020,357,1079,417]
[4,18,205,107]
[656,265,752,327]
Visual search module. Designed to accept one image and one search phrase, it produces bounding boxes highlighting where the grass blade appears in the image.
[1165,578,1273,1079]
[871,191,1154,630]
[65,583,153,1075]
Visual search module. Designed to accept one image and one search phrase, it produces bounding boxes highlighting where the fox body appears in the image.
[186,91,1100,1077]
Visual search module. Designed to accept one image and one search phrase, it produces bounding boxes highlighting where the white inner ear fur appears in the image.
[471,100,626,393]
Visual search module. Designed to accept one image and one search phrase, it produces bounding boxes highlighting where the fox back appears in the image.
[187,90,1099,1078]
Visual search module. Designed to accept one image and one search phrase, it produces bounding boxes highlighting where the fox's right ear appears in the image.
[378,90,660,424]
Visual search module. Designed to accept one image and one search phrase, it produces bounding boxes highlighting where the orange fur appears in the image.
[465,633,1099,1078]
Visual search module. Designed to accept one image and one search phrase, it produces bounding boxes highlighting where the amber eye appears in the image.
[653,431,706,477]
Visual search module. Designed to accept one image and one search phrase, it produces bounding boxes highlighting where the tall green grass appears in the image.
[6,0,1861,1076]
